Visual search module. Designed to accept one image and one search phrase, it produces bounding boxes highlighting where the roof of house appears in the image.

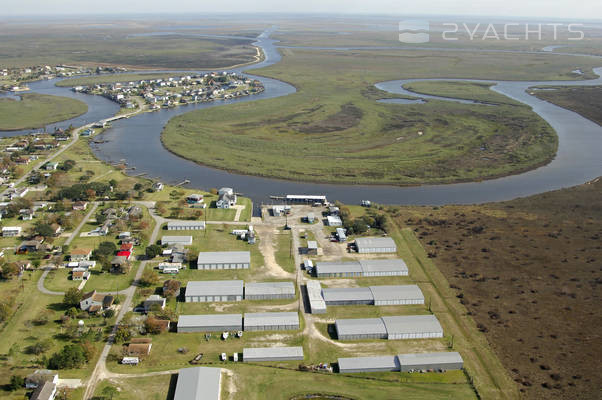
[244,281,295,297]
[111,255,128,265]
[127,343,152,355]
[382,315,443,335]
[397,352,463,366]
[177,314,243,328]
[174,367,221,400]
[369,285,423,302]
[71,248,92,255]
[243,346,304,359]
[322,287,373,302]
[116,250,131,257]
[196,251,250,264]
[354,237,396,248]
[338,356,400,372]
[244,312,299,327]
[335,318,387,336]
[131,337,152,344]
[185,280,244,297]
[30,381,56,400]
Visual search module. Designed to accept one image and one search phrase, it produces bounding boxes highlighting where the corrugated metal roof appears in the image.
[185,280,244,297]
[369,285,423,301]
[197,251,250,264]
[245,282,295,296]
[338,356,399,371]
[316,261,363,274]
[382,315,443,335]
[174,367,221,400]
[244,312,299,327]
[359,259,407,273]
[306,280,326,312]
[322,287,373,302]
[243,346,304,359]
[397,352,463,366]
[355,237,396,248]
[335,318,387,336]
[177,314,242,328]
[167,221,206,228]
[161,236,193,244]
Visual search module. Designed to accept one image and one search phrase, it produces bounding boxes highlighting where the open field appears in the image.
[0,93,87,130]
[94,375,172,400]
[532,85,602,125]
[391,177,602,399]
[403,81,524,105]
[160,47,600,185]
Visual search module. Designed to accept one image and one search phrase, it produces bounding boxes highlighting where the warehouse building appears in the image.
[184,280,244,302]
[174,367,221,400]
[245,282,295,300]
[196,251,251,270]
[167,221,206,230]
[382,315,443,340]
[398,352,463,372]
[355,237,397,253]
[161,236,193,246]
[315,259,408,278]
[243,346,304,362]
[244,312,300,331]
[370,285,424,305]
[338,356,400,373]
[177,314,243,333]
[322,287,373,305]
[335,318,387,340]
[306,280,326,314]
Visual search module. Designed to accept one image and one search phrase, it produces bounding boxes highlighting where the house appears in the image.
[306,241,319,255]
[30,381,57,400]
[111,256,129,271]
[70,248,92,261]
[2,226,22,237]
[50,223,63,236]
[17,240,42,254]
[72,201,88,211]
[216,187,236,209]
[186,194,203,204]
[120,243,134,252]
[116,250,132,260]
[128,206,143,218]
[336,228,347,242]
[20,208,34,220]
[153,182,164,191]
[118,231,131,240]
[127,342,152,356]
[72,270,90,281]
[25,370,58,389]
[144,294,166,312]
[44,162,58,171]
[326,215,343,226]
[80,290,114,312]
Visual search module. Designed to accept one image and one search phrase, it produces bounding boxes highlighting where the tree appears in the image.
[47,344,87,369]
[114,325,131,343]
[102,385,118,400]
[27,339,52,355]
[145,316,167,334]
[162,280,181,298]
[1,263,21,280]
[8,375,24,391]
[34,222,55,238]
[139,269,159,287]
[94,241,117,259]
[63,288,83,307]
[145,244,162,259]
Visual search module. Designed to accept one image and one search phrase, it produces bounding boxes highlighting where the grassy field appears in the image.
[274,229,295,273]
[93,375,172,400]
[159,47,598,185]
[532,85,602,125]
[0,93,87,130]
[403,81,524,105]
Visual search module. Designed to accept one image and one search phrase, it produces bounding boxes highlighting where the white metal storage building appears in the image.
[243,346,304,362]
[359,259,408,277]
[184,280,244,302]
[382,315,443,340]
[245,282,295,300]
[398,352,463,372]
[306,280,326,314]
[355,237,397,253]
[167,221,206,230]
[338,356,400,373]
[370,285,424,305]
[177,314,243,333]
[244,312,300,331]
[335,318,387,340]
[315,259,408,278]
[322,287,373,305]
[197,251,251,270]
[161,236,193,246]
[315,261,363,278]
[174,367,221,400]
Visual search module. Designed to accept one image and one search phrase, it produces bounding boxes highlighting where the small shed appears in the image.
[244,281,295,300]
[336,227,347,242]
[243,346,304,362]
[177,314,243,333]
[244,312,300,331]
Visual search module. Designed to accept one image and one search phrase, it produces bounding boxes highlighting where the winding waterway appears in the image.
[1,28,601,208]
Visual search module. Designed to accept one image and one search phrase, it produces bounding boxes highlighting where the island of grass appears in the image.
[0,93,87,131]
[531,85,602,125]
[159,48,586,185]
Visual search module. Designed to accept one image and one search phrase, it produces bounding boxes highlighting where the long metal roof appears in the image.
[316,261,363,274]
[161,235,193,244]
[245,281,295,296]
[335,318,387,336]
[355,237,396,248]
[322,287,373,302]
[174,367,221,400]
[306,280,326,312]
[185,280,244,297]
[369,285,423,301]
[243,346,304,359]
[359,259,408,273]
[177,314,243,328]
[167,221,206,228]
[197,251,251,264]
[397,352,463,366]
[382,315,443,335]
[244,312,299,327]
[338,356,399,371]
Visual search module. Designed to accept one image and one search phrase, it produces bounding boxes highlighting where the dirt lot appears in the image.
[390,177,602,399]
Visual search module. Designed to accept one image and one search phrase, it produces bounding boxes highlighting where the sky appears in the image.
[2,0,601,20]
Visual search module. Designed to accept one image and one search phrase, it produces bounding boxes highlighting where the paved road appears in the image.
[37,269,65,296]
[65,202,99,245]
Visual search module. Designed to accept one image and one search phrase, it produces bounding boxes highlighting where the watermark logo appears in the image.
[399,20,430,43]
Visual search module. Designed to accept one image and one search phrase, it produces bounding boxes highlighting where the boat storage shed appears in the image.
[243,346,304,362]
[184,280,244,302]
[315,261,363,278]
[245,281,295,300]
[382,315,443,339]
[177,314,243,333]
[355,237,397,253]
[335,318,387,340]
[306,280,326,314]
[174,367,221,400]
[197,251,250,270]
[167,221,206,230]
[359,259,408,276]
[244,312,300,331]
[398,352,463,372]
[315,259,408,278]
[161,236,193,246]
[338,356,400,373]
[322,287,374,305]
[370,285,424,305]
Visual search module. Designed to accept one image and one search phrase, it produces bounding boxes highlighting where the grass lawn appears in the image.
[532,85,602,125]
[403,81,524,105]
[274,229,295,273]
[0,93,87,131]
[93,375,172,400]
